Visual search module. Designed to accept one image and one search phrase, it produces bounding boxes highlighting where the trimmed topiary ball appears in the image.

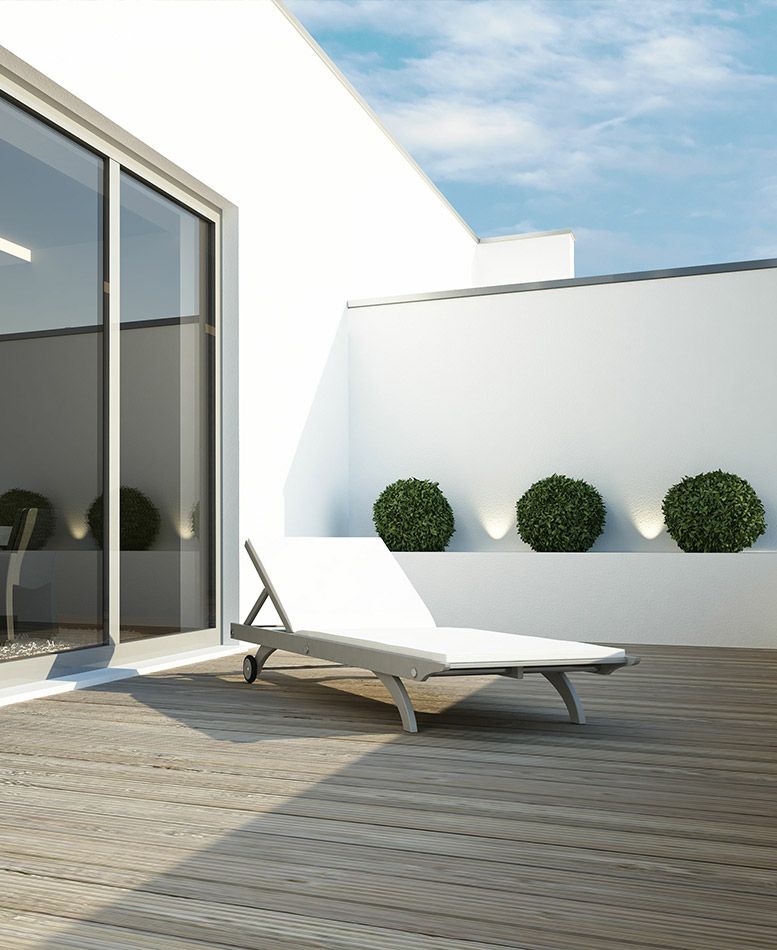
[87,486,161,551]
[373,477,455,552]
[517,474,606,552]
[663,470,766,552]
[0,488,55,549]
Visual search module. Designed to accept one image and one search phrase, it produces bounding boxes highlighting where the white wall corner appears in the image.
[472,230,575,287]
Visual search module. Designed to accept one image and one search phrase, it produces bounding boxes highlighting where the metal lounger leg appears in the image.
[255,645,277,673]
[542,671,586,724]
[375,672,418,733]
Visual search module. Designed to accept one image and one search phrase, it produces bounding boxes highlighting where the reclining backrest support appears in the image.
[247,537,436,632]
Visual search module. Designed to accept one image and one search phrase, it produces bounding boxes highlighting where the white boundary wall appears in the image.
[349,266,777,553]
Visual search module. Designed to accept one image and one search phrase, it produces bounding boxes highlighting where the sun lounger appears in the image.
[231,538,638,732]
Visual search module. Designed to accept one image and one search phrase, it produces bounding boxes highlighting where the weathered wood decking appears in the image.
[0,644,774,949]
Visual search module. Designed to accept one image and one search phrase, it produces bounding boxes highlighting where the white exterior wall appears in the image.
[473,231,574,286]
[349,267,777,553]
[0,0,484,618]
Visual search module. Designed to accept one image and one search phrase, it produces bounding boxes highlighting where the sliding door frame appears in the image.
[106,160,121,653]
[0,47,237,687]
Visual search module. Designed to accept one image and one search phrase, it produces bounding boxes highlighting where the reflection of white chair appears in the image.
[233,538,639,733]
[2,507,39,642]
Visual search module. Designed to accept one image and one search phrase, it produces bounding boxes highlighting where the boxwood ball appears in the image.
[87,486,161,551]
[663,470,765,552]
[0,487,55,549]
[517,474,606,552]
[373,477,455,552]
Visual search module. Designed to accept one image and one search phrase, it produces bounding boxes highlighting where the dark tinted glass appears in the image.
[119,173,215,639]
[0,95,105,661]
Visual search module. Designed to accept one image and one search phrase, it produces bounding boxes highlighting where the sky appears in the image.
[288,0,777,277]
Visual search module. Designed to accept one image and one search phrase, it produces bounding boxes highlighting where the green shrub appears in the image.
[87,486,161,551]
[0,488,55,549]
[517,474,606,552]
[373,477,455,552]
[663,470,766,552]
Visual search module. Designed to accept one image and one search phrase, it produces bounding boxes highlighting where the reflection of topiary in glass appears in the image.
[87,486,161,551]
[663,470,766,552]
[517,474,606,552]
[0,488,55,549]
[373,477,455,552]
[190,501,200,540]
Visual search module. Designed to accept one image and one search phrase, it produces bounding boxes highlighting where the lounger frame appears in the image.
[231,541,638,733]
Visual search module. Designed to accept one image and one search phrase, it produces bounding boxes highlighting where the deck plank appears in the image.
[0,644,775,949]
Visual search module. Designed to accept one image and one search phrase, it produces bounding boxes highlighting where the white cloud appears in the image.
[380,98,549,180]
[287,0,776,194]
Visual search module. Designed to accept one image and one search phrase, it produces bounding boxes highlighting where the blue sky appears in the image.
[288,0,777,276]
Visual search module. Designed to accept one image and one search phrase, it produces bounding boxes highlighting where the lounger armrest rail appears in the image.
[517,655,639,675]
[231,622,449,681]
[433,655,638,678]
[433,655,637,678]
[596,654,640,673]
[232,622,638,681]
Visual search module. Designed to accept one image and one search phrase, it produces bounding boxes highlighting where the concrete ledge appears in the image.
[395,552,777,649]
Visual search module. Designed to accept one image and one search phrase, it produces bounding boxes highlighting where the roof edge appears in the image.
[478,228,575,245]
[273,0,478,243]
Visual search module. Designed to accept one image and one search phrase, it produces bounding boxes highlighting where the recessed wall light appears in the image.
[0,236,32,262]
[631,509,665,540]
[478,508,514,540]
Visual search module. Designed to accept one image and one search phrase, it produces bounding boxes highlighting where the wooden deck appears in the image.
[0,644,774,949]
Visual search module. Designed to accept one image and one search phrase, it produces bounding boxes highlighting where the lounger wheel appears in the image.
[243,655,258,683]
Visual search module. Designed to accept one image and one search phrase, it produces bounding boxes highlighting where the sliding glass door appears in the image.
[119,173,215,640]
[0,91,217,666]
[0,95,105,661]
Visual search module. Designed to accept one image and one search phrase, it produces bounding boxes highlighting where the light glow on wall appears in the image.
[66,515,89,540]
[176,516,195,540]
[479,508,514,541]
[631,510,665,540]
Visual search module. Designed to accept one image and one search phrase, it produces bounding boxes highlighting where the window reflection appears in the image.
[120,174,215,639]
[0,95,104,660]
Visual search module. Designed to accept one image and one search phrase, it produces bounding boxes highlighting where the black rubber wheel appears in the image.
[243,654,258,683]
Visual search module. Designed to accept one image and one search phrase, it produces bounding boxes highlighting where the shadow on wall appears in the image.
[19,649,774,948]
[283,313,350,538]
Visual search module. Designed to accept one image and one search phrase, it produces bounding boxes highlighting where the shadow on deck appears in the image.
[0,644,774,949]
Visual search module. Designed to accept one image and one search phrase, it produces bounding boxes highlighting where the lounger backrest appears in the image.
[248,537,436,632]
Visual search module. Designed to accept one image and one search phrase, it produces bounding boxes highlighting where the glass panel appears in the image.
[119,173,214,640]
[0,95,105,661]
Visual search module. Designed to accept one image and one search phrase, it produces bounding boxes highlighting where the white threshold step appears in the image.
[0,642,248,708]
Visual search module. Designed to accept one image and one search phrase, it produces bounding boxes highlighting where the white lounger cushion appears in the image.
[255,537,436,631]
[296,627,625,668]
